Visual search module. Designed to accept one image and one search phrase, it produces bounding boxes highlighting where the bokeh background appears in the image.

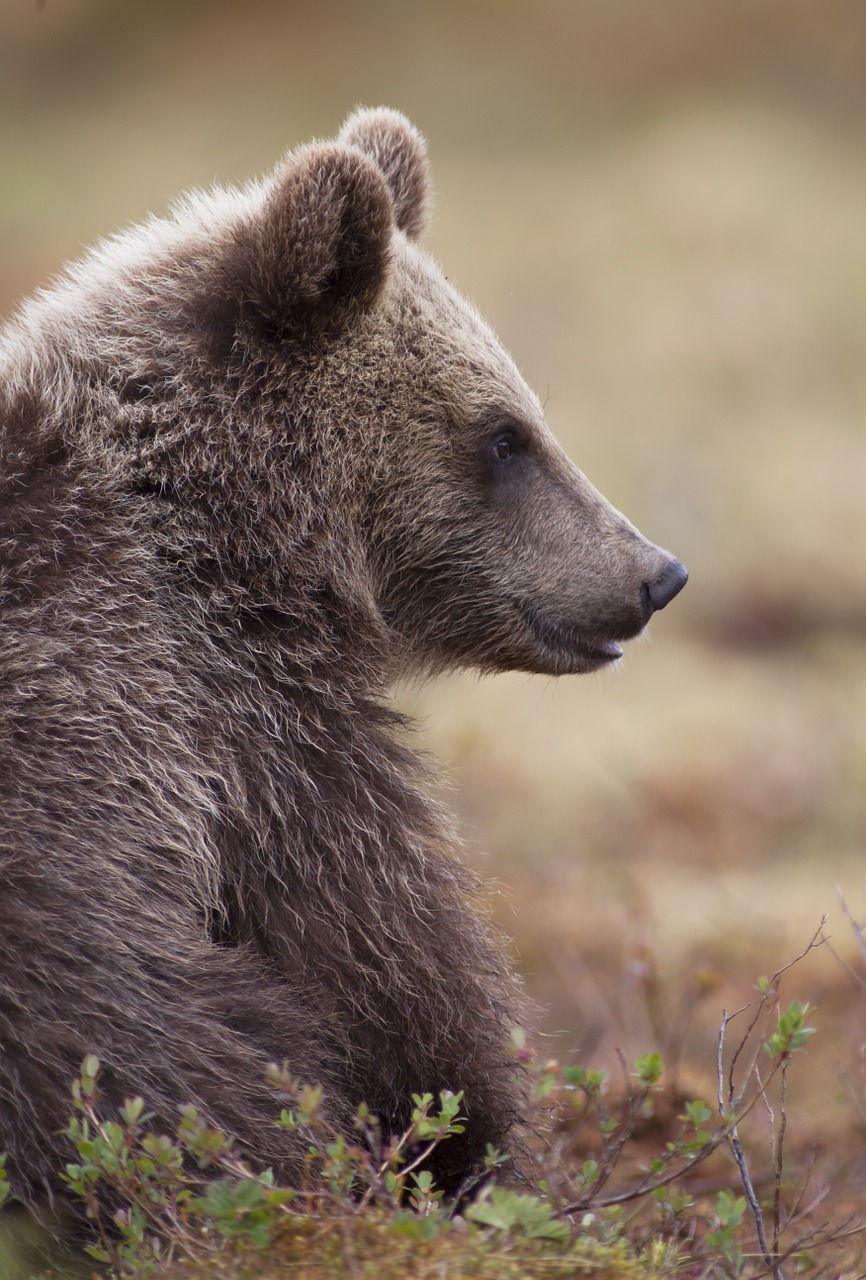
[2,0,866,1204]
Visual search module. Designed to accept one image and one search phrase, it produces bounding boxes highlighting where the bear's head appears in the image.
[224,107,686,678]
[50,108,684,681]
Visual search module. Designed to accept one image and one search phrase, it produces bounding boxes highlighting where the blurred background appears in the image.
[2,0,865,1195]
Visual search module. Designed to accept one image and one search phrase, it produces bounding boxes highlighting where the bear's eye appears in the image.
[480,419,528,473]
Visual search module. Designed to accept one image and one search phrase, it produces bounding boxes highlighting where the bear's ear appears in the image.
[338,107,430,241]
[242,144,394,331]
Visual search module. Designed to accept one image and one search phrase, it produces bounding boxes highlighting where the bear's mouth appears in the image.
[516,600,625,672]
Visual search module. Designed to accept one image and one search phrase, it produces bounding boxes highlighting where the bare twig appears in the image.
[727,1001,764,1112]
[718,1009,779,1278]
[768,920,828,984]
[586,1080,775,1212]
[772,1062,789,1257]
[726,921,828,1115]
[835,886,866,981]
[771,1216,866,1273]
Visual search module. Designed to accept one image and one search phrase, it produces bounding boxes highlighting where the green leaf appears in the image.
[635,1053,664,1087]
[715,1188,747,1228]
[84,1244,111,1263]
[466,1188,569,1241]
[683,1099,713,1127]
[765,1001,816,1058]
[120,1096,145,1127]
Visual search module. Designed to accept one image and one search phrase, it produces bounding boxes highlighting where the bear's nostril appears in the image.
[645,560,689,614]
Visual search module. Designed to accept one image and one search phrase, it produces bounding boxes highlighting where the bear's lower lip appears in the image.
[515,601,625,670]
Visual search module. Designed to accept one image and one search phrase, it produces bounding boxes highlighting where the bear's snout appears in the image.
[642,559,689,616]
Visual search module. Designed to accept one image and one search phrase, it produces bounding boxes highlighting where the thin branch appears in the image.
[835,886,866,978]
[587,1079,776,1212]
[718,1010,779,1278]
[768,919,828,984]
[821,922,866,991]
[772,1062,788,1258]
[720,1002,768,1118]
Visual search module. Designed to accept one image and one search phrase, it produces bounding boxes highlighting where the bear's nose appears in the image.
[643,560,689,615]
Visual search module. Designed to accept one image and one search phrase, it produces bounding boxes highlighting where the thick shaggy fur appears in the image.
[0,108,684,1204]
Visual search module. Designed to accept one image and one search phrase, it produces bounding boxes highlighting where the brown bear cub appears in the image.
[0,108,686,1204]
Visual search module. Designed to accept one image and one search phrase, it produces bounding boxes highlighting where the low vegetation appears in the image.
[2,925,863,1280]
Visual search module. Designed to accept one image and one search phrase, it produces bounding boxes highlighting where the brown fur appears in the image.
[0,108,685,1204]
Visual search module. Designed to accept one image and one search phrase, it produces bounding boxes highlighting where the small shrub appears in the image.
[1,927,860,1280]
